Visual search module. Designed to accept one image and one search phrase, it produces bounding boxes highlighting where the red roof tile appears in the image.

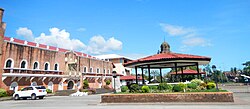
[39,44,47,48]
[58,48,68,52]
[4,37,10,41]
[170,69,206,75]
[49,46,57,50]
[125,52,211,66]
[13,38,25,44]
[27,41,37,46]
[120,76,143,80]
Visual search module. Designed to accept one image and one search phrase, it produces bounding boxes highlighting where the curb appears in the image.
[0,97,12,101]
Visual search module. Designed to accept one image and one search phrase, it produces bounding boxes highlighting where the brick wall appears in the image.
[101,92,234,103]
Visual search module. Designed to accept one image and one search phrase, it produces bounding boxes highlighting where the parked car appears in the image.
[13,86,47,100]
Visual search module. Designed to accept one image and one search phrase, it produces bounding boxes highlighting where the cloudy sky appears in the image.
[1,0,250,71]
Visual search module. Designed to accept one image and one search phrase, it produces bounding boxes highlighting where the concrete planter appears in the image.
[101,92,234,103]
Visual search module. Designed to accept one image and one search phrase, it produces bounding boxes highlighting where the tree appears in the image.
[243,61,250,76]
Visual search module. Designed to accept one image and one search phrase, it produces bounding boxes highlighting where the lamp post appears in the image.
[112,71,117,93]
[212,65,219,91]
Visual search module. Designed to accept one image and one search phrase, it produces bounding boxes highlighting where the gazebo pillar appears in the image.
[135,66,138,84]
[181,67,184,82]
[160,68,163,83]
[174,63,178,82]
[147,65,150,83]
[141,68,145,84]
[196,63,200,79]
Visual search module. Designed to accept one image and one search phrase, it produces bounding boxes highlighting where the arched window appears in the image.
[103,69,106,74]
[20,60,27,69]
[33,62,39,69]
[90,67,93,73]
[54,63,59,71]
[5,59,13,68]
[83,66,87,73]
[44,62,50,70]
[97,68,100,73]
[108,69,110,74]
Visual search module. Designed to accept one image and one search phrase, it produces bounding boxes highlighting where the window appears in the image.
[33,62,39,69]
[20,60,27,69]
[54,63,59,71]
[90,67,93,73]
[5,59,13,68]
[97,68,100,73]
[103,69,106,74]
[108,70,110,74]
[44,62,50,70]
[83,67,87,73]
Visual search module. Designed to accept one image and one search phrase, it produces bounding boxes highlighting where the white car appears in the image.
[13,86,47,100]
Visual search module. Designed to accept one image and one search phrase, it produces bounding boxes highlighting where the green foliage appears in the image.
[207,82,216,89]
[46,89,52,93]
[173,83,187,92]
[141,86,150,93]
[83,80,89,89]
[106,80,111,85]
[148,85,158,91]
[191,79,203,85]
[129,84,140,93]
[158,83,173,91]
[187,83,198,89]
[0,89,7,97]
[121,86,129,92]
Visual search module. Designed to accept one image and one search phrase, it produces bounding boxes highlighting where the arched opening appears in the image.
[5,59,13,68]
[20,60,27,69]
[90,67,93,73]
[67,81,74,89]
[44,62,50,70]
[54,63,59,71]
[31,81,38,86]
[10,82,18,92]
[97,68,100,73]
[48,81,53,92]
[33,62,39,69]
[83,66,87,73]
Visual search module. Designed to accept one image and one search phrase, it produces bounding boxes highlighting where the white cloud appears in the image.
[77,28,86,32]
[16,27,34,40]
[86,35,122,54]
[160,23,211,50]
[160,23,195,36]
[34,27,86,51]
[182,37,212,47]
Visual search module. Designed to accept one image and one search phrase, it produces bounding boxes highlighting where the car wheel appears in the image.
[39,96,44,99]
[14,95,19,100]
[31,94,37,100]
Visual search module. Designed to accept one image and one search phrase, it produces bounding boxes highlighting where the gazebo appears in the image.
[124,41,211,84]
[169,69,206,81]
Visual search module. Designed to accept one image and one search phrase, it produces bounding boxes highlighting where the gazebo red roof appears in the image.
[170,69,206,75]
[120,75,143,80]
[124,52,211,68]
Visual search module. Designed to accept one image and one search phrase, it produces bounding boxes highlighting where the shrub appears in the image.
[106,80,111,85]
[148,85,158,90]
[173,85,182,92]
[187,83,198,89]
[158,83,173,91]
[103,85,112,90]
[141,86,150,93]
[6,90,15,96]
[121,86,128,92]
[79,89,88,92]
[191,79,204,85]
[83,80,89,89]
[0,89,8,97]
[173,83,187,92]
[129,84,140,93]
[46,89,52,93]
[207,82,216,89]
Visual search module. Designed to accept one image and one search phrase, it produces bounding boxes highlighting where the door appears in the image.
[67,81,74,89]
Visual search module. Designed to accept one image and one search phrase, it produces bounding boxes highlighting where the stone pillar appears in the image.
[0,8,6,88]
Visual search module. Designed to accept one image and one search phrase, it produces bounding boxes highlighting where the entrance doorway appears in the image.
[67,81,74,89]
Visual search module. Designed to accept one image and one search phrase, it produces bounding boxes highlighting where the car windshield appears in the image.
[35,86,46,89]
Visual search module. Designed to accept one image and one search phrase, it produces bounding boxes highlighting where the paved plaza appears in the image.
[0,92,249,109]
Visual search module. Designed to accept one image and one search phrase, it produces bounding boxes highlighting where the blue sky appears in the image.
[1,0,250,71]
